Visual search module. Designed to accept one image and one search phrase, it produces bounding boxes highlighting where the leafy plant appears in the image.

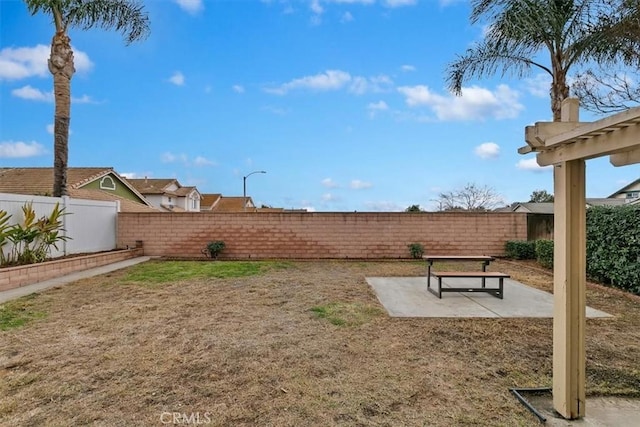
[204,240,226,259]
[2,202,70,266]
[407,243,425,259]
[0,209,13,265]
[505,240,536,259]
[535,239,554,269]
[587,205,640,294]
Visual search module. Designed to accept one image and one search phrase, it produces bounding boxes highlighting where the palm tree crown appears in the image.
[447,0,640,121]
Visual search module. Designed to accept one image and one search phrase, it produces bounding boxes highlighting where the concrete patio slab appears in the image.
[366,276,611,318]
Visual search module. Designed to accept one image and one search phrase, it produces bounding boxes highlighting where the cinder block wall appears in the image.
[117,212,527,259]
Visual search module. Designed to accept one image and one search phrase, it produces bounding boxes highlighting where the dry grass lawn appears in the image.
[1,259,639,426]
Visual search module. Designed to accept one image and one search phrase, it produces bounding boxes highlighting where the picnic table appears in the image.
[422,255,509,299]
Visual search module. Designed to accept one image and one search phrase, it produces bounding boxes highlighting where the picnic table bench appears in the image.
[423,255,510,299]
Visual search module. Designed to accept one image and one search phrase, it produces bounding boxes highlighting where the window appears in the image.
[168,196,173,205]
[626,192,639,199]
[192,198,197,209]
[99,176,116,190]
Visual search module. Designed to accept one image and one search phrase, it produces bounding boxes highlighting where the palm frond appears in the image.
[64,0,150,44]
[446,39,551,95]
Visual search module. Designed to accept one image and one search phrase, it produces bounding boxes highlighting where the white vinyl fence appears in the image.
[0,193,118,259]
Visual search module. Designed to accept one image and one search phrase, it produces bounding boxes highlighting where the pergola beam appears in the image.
[537,123,640,166]
[544,106,640,148]
[610,147,640,166]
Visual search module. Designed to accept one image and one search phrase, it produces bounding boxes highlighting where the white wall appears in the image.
[0,193,118,259]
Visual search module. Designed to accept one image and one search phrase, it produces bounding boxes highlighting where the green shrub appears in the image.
[1,202,69,267]
[205,240,226,259]
[504,240,536,259]
[535,239,554,269]
[586,205,640,294]
[407,243,424,259]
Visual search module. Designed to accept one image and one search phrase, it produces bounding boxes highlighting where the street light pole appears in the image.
[243,170,266,211]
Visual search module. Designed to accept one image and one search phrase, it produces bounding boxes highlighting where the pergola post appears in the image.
[552,99,586,419]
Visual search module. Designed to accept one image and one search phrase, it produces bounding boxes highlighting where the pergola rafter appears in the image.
[518,99,640,420]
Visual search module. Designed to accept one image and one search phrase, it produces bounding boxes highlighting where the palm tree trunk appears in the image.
[48,31,75,197]
[551,69,569,122]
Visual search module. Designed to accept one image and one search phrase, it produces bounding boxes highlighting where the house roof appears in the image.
[0,167,113,195]
[126,178,177,195]
[586,198,626,207]
[513,198,626,214]
[210,196,254,212]
[513,202,555,214]
[200,193,222,210]
[608,178,640,198]
[70,189,159,212]
[0,167,156,212]
[174,186,200,197]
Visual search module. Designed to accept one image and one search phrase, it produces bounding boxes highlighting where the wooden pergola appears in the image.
[519,98,640,419]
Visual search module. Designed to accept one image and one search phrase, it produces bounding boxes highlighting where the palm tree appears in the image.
[25,0,150,197]
[446,0,640,121]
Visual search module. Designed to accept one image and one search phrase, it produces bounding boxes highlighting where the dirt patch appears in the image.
[0,260,638,426]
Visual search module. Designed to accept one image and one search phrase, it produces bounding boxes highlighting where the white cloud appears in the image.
[72,94,95,104]
[265,70,351,95]
[475,142,500,159]
[72,50,93,74]
[349,74,393,95]
[322,178,339,188]
[194,156,216,166]
[322,192,340,202]
[161,152,212,166]
[383,0,417,7]
[119,172,139,179]
[261,105,288,115]
[232,84,245,93]
[168,71,185,86]
[310,0,324,14]
[516,158,552,172]
[401,64,416,72]
[12,86,94,104]
[397,84,523,121]
[367,100,389,111]
[367,100,389,118]
[0,44,92,81]
[173,0,203,14]
[524,73,551,98]
[340,11,354,23]
[363,201,403,212]
[0,140,45,158]
[265,70,392,96]
[350,179,372,190]
[11,85,53,102]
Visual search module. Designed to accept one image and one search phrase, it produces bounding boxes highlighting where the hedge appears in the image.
[504,240,536,259]
[586,205,640,294]
[535,239,554,269]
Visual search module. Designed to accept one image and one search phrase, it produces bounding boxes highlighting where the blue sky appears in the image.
[1,0,637,211]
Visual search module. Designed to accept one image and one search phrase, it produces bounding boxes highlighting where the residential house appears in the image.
[127,178,202,212]
[608,179,640,204]
[0,167,157,212]
[201,194,257,212]
[512,198,626,214]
